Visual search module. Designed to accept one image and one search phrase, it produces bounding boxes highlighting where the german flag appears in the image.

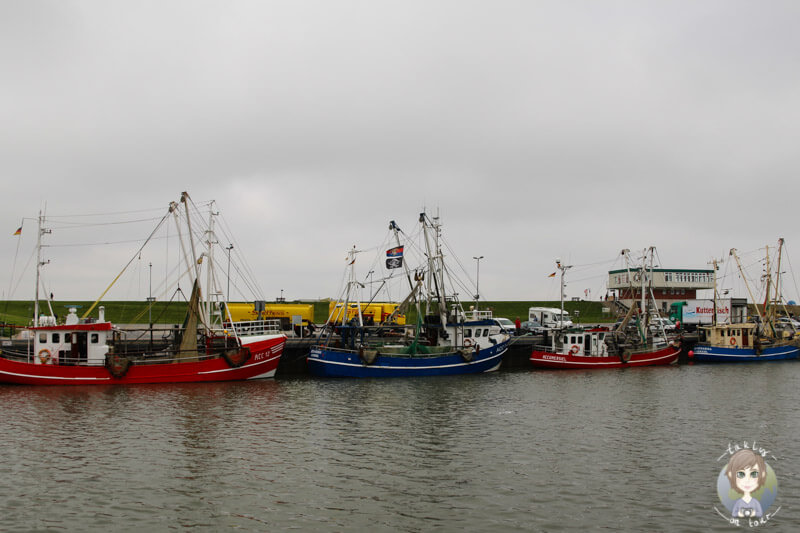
[13,226,21,236]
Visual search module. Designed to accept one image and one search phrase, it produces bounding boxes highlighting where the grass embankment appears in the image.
[1,299,614,327]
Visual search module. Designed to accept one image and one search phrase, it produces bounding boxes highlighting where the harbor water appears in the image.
[1,363,798,532]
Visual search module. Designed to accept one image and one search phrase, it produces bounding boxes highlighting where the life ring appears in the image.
[463,338,473,348]
[570,345,580,355]
[38,349,51,364]
[729,337,737,346]
[222,347,251,368]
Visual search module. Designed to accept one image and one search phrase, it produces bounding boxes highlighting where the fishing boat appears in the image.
[307,212,510,378]
[531,248,681,370]
[0,192,286,385]
[691,240,800,363]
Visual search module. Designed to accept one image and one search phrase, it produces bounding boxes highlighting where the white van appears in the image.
[528,307,573,329]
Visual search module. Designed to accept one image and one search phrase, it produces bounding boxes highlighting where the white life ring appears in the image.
[570,345,580,355]
[38,349,52,364]
[463,338,473,348]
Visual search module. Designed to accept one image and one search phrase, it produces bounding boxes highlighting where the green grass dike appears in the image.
[0,299,614,328]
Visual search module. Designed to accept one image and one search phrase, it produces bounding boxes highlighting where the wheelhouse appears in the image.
[550,327,609,357]
[699,323,756,348]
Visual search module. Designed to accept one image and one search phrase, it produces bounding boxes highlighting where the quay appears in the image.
[275,334,700,376]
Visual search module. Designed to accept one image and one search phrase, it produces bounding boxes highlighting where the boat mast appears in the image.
[204,201,220,329]
[33,210,52,327]
[730,248,764,324]
[556,259,571,329]
[419,211,450,335]
[641,248,648,331]
[709,257,719,326]
[389,220,422,321]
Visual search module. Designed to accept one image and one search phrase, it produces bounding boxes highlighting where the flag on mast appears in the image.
[386,246,404,269]
[13,226,21,236]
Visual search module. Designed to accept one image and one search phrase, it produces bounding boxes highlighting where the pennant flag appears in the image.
[13,226,22,236]
[548,272,556,278]
[386,246,404,258]
[386,257,403,269]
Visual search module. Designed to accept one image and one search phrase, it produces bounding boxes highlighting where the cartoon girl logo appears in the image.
[716,448,778,521]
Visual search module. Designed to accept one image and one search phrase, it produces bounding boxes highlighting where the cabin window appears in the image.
[465,329,472,337]
[483,328,489,337]
[599,333,605,341]
[563,336,568,344]
[39,333,47,343]
[52,333,60,343]
[91,333,98,344]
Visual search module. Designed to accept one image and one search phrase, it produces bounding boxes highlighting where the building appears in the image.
[607,268,715,314]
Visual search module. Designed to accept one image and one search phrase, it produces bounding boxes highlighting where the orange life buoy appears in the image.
[570,345,580,355]
[463,338,473,348]
[38,349,52,364]
[730,337,737,346]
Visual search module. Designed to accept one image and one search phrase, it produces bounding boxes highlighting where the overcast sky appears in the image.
[3,1,800,307]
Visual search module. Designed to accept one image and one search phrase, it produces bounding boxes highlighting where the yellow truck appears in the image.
[327,301,406,325]
[223,302,315,335]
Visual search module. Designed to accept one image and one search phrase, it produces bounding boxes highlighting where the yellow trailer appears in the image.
[327,301,405,325]
[224,302,314,331]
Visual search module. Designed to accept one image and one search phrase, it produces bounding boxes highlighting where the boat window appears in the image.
[52,333,60,343]
[465,329,472,337]
[483,328,489,336]
[562,336,568,344]
[91,333,98,343]
[39,333,47,343]
[599,333,605,341]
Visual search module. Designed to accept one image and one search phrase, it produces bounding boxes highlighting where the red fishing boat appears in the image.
[0,192,286,385]
[531,249,680,370]
[530,326,680,369]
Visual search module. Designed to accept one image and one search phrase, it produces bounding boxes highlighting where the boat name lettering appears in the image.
[542,355,566,362]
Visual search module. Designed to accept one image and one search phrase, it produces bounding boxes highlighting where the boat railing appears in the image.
[0,347,223,366]
[221,319,282,337]
[467,310,493,320]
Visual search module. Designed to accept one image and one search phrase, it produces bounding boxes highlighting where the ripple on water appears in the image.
[1,365,799,531]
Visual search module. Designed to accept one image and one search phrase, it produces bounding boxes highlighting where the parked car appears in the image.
[648,317,677,333]
[493,317,518,336]
[520,320,547,335]
[777,317,800,330]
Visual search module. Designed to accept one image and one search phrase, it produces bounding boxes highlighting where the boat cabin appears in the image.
[550,327,609,357]
[31,307,112,365]
[699,323,756,348]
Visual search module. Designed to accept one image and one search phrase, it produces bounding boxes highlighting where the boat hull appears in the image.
[307,340,507,378]
[530,344,680,369]
[0,335,286,386]
[691,343,799,363]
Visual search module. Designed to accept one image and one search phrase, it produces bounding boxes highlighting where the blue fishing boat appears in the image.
[307,213,510,378]
[691,240,800,363]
